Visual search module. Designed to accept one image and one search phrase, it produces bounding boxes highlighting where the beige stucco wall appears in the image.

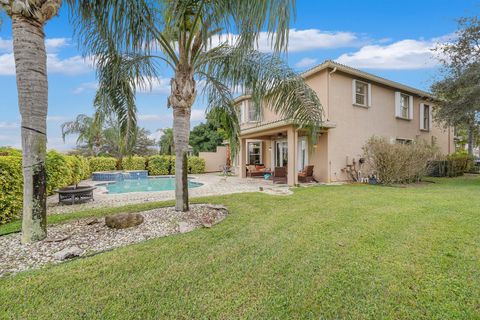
[317,70,454,181]
[237,66,455,182]
[199,146,228,172]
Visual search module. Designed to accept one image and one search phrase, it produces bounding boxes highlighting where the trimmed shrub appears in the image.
[147,155,172,175]
[188,156,206,174]
[122,156,146,170]
[0,156,23,224]
[429,152,475,177]
[89,157,117,172]
[0,147,22,157]
[46,150,73,194]
[65,155,90,185]
[362,137,439,184]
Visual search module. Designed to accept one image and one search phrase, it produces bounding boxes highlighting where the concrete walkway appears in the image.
[47,173,293,215]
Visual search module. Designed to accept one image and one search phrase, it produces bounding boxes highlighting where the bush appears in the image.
[188,156,206,174]
[0,156,23,224]
[89,157,117,172]
[147,155,173,175]
[429,152,474,177]
[122,156,146,170]
[65,155,90,185]
[362,137,439,184]
[0,147,22,157]
[46,150,73,194]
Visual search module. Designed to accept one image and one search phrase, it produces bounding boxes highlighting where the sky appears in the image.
[0,0,479,151]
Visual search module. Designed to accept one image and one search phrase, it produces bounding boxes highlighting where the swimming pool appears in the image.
[100,177,203,194]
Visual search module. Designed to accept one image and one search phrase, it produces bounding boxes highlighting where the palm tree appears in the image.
[68,0,324,211]
[159,128,175,155]
[1,1,62,243]
[62,114,103,156]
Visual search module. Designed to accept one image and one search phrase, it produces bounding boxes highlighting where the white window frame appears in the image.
[396,138,413,145]
[395,92,413,120]
[246,100,261,123]
[352,79,371,108]
[247,141,262,165]
[420,103,432,131]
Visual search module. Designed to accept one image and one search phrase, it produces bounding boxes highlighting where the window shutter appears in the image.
[420,103,425,130]
[367,83,372,107]
[395,92,401,117]
[428,105,433,131]
[352,79,357,105]
[408,96,414,119]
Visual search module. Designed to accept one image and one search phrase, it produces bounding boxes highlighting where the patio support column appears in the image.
[287,126,297,186]
[240,138,247,178]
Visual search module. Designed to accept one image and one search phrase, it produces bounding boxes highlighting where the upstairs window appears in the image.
[395,92,413,120]
[248,101,261,122]
[352,80,371,107]
[420,103,432,131]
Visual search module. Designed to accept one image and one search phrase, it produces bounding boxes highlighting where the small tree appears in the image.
[433,16,480,155]
[189,119,226,155]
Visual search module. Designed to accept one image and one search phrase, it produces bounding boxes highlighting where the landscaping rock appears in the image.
[53,247,84,261]
[85,218,100,225]
[105,213,144,229]
[178,222,195,233]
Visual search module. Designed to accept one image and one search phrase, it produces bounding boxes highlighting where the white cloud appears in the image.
[191,109,206,122]
[73,81,98,94]
[0,121,19,129]
[138,114,171,122]
[45,38,69,51]
[295,57,318,68]
[47,54,94,75]
[335,37,444,70]
[0,53,15,75]
[47,115,69,122]
[0,53,93,76]
[0,37,12,52]
[137,76,171,95]
[210,29,360,53]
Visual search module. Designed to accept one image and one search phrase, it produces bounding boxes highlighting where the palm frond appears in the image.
[197,45,324,140]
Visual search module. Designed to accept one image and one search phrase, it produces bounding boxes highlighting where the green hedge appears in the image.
[429,152,475,177]
[46,150,73,195]
[0,156,23,224]
[188,156,206,174]
[122,156,146,170]
[147,155,205,175]
[147,155,174,175]
[65,155,90,185]
[89,157,117,172]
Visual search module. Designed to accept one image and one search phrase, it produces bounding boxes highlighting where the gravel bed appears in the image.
[0,204,228,277]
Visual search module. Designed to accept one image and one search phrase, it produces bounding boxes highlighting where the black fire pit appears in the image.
[56,186,96,205]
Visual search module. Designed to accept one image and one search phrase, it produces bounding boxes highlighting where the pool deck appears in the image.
[47,173,294,215]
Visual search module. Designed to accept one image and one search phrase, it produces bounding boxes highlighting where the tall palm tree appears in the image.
[68,0,324,211]
[159,128,175,155]
[61,114,103,156]
[1,0,61,243]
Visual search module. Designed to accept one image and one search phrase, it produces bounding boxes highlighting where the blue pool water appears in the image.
[102,177,203,194]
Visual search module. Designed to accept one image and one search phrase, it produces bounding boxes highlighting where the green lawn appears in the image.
[1,176,480,319]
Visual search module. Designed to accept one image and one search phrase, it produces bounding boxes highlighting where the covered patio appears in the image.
[238,120,334,186]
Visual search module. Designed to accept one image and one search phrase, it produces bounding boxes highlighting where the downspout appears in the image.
[327,67,337,182]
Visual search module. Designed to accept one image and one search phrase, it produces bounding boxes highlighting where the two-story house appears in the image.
[235,60,454,185]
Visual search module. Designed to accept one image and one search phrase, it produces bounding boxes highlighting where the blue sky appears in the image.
[0,0,478,150]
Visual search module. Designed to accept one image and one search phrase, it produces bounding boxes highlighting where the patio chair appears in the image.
[298,165,314,183]
[272,166,287,184]
[247,164,268,178]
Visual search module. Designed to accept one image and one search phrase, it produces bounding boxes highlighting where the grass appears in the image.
[1,176,480,319]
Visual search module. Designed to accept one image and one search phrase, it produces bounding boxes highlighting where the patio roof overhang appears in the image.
[240,119,336,139]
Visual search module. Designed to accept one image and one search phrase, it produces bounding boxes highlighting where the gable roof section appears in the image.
[303,60,434,99]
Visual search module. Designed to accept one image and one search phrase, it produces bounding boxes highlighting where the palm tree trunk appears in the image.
[12,15,48,243]
[170,68,196,212]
